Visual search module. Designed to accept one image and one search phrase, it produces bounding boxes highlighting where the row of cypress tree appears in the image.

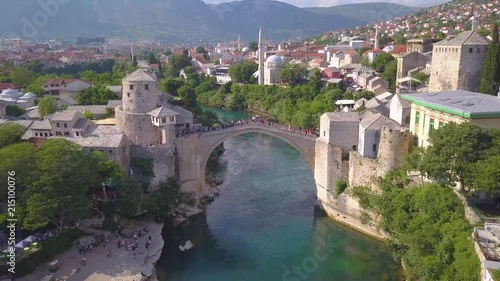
[480,23,500,96]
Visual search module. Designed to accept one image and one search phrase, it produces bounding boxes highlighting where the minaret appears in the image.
[374,26,379,50]
[258,27,264,85]
[471,7,480,31]
[238,34,241,51]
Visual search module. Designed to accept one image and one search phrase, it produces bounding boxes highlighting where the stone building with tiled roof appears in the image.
[428,30,490,93]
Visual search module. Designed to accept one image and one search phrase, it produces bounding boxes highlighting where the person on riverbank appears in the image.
[107,249,112,258]
[81,256,87,266]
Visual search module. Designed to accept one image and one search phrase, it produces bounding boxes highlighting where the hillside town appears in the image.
[1,0,500,281]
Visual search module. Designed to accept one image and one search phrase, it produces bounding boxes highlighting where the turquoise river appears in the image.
[157,107,403,281]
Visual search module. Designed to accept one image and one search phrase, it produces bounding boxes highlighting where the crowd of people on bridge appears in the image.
[175,115,320,138]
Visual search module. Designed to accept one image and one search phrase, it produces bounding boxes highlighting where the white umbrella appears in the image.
[24,235,37,243]
[14,240,30,249]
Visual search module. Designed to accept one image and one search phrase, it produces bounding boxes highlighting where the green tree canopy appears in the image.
[76,86,119,105]
[248,41,258,52]
[38,96,56,118]
[372,53,395,73]
[480,24,500,96]
[177,85,198,111]
[0,123,26,149]
[118,177,144,218]
[228,61,258,84]
[422,122,493,191]
[381,60,397,89]
[160,77,185,96]
[279,63,308,86]
[11,67,36,86]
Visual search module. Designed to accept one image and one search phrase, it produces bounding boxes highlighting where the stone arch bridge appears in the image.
[175,123,317,194]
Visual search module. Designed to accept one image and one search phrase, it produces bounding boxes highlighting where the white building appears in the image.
[0,89,36,109]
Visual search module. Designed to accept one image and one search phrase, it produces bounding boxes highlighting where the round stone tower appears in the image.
[116,69,162,146]
[122,69,159,113]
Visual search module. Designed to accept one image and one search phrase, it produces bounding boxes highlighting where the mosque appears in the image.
[255,28,284,86]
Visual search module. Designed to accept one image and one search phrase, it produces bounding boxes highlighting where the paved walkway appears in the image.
[18,222,164,281]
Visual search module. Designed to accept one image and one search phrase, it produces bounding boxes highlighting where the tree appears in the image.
[159,77,185,96]
[118,177,144,218]
[166,54,191,78]
[11,67,36,86]
[38,96,56,118]
[480,24,500,96]
[0,143,36,197]
[381,60,397,89]
[76,87,119,105]
[83,110,93,119]
[472,156,500,192]
[196,46,207,54]
[183,66,201,87]
[355,90,375,101]
[0,124,26,149]
[177,85,198,110]
[228,61,258,84]
[157,62,164,78]
[147,52,158,64]
[309,68,323,93]
[248,41,258,52]
[132,55,138,67]
[280,63,308,86]
[371,53,395,73]
[22,139,98,233]
[422,122,493,192]
[5,105,26,117]
[412,72,428,86]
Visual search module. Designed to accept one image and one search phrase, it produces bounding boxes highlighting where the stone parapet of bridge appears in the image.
[175,123,317,194]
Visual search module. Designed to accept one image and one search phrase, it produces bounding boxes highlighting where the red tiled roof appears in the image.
[310,59,325,64]
[391,45,407,54]
[43,79,92,87]
[0,83,23,90]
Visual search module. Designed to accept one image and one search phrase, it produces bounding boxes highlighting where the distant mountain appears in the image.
[0,0,419,44]
[304,3,421,24]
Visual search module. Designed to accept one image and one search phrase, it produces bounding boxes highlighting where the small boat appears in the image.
[179,240,194,252]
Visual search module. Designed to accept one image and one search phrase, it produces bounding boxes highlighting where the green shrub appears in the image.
[360,211,372,225]
[132,158,154,177]
[335,179,348,195]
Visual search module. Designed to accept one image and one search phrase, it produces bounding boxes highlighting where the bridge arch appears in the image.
[176,124,317,193]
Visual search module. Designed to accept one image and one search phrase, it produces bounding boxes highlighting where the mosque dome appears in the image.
[242,47,250,53]
[266,55,284,66]
[0,89,23,99]
[20,92,36,99]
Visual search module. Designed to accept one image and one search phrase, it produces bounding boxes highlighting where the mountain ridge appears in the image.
[0,0,419,43]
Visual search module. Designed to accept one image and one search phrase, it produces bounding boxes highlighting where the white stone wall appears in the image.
[429,47,462,92]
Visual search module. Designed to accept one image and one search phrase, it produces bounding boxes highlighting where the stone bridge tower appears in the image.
[116,69,162,146]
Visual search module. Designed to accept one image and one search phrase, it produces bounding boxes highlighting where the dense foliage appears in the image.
[228,61,258,84]
[377,181,480,280]
[421,122,499,192]
[38,96,56,118]
[480,24,500,96]
[352,169,481,280]
[76,86,119,105]
[0,123,26,149]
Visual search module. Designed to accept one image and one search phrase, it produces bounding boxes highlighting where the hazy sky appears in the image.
[203,0,450,8]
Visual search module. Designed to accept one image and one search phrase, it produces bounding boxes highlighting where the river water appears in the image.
[157,107,402,281]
